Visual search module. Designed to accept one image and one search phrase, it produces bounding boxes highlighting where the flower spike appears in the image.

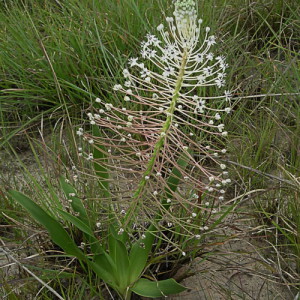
[80,0,232,235]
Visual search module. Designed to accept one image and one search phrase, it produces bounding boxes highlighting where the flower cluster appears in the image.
[78,0,233,238]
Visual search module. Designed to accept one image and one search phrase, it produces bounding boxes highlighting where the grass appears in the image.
[0,0,299,298]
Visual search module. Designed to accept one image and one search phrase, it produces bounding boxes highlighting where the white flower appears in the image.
[128,57,138,67]
[105,103,113,111]
[113,84,122,91]
[221,131,228,136]
[217,124,225,132]
[203,67,213,76]
[216,78,225,88]
[195,54,204,63]
[157,24,164,31]
[123,69,130,78]
[206,52,214,61]
[215,113,221,120]
[125,80,131,87]
[207,35,216,46]
[197,75,206,84]
[225,90,232,101]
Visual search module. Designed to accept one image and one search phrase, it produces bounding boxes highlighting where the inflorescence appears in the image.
[77,0,233,240]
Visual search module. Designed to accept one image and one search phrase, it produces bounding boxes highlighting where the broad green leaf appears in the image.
[128,225,155,283]
[108,226,130,287]
[131,278,186,298]
[90,252,118,286]
[114,239,130,288]
[108,232,117,262]
[9,190,85,260]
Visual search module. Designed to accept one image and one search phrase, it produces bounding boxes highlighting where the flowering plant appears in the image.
[10,1,233,299]
[83,0,232,241]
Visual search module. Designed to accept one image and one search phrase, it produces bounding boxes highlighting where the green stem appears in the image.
[124,48,188,224]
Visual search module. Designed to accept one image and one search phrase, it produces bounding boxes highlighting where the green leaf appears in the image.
[131,278,186,298]
[59,177,88,224]
[58,209,104,254]
[108,226,130,287]
[90,252,118,286]
[9,190,85,260]
[128,225,155,283]
[114,239,130,288]
[164,149,192,206]
[58,209,94,237]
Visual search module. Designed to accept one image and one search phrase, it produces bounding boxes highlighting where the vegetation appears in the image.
[0,0,299,299]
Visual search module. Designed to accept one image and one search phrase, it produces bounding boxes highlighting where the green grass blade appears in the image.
[92,125,110,199]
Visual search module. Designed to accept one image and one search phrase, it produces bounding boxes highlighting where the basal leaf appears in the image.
[128,225,155,283]
[131,278,186,298]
